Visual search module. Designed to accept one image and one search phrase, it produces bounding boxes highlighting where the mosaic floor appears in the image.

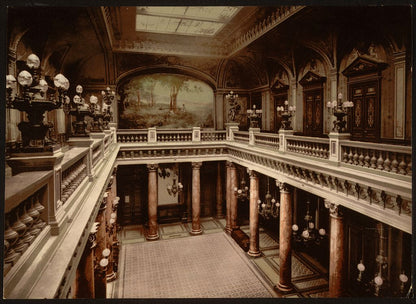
[111,217,329,298]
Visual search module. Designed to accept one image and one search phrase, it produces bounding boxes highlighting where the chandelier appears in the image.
[226,90,241,122]
[234,178,249,200]
[326,93,353,132]
[167,178,183,197]
[6,53,69,151]
[258,177,279,219]
[247,104,262,128]
[292,201,326,246]
[101,87,115,130]
[276,100,296,130]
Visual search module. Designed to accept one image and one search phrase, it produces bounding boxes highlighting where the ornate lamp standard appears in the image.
[276,100,296,130]
[247,104,262,128]
[326,93,354,132]
[101,87,115,130]
[63,85,93,136]
[89,95,103,132]
[6,54,69,152]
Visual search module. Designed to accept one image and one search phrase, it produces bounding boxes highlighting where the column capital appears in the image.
[248,169,258,178]
[192,161,202,169]
[147,163,158,171]
[225,160,234,168]
[277,181,291,193]
[324,200,343,218]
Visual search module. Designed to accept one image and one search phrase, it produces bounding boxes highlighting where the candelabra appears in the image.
[167,178,183,197]
[89,95,103,132]
[276,100,296,130]
[247,104,262,128]
[292,201,326,246]
[326,93,354,132]
[63,85,93,136]
[101,87,115,130]
[226,90,241,122]
[234,179,249,200]
[6,54,69,152]
[258,178,279,219]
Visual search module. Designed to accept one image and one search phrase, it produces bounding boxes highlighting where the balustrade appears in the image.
[233,131,250,144]
[200,130,226,141]
[4,188,47,276]
[61,157,88,205]
[157,130,192,142]
[341,142,411,175]
[117,131,148,143]
[92,144,102,167]
[254,133,279,150]
[286,136,330,159]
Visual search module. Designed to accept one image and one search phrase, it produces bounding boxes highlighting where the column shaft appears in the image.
[191,162,202,235]
[230,164,238,230]
[216,162,224,218]
[277,183,293,292]
[248,171,260,257]
[225,161,232,232]
[147,164,159,240]
[328,204,345,297]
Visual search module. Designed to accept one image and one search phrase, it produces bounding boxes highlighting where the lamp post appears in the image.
[277,100,296,130]
[326,93,354,133]
[63,85,93,136]
[247,104,262,128]
[101,87,115,130]
[6,54,69,152]
[89,95,103,132]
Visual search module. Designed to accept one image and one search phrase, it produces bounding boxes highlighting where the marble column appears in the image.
[277,182,293,292]
[230,163,239,230]
[216,162,224,218]
[325,200,345,297]
[225,161,232,233]
[190,162,203,235]
[94,201,107,298]
[75,241,95,298]
[248,170,261,257]
[146,164,159,240]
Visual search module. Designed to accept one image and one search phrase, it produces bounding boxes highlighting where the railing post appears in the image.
[148,127,157,143]
[328,132,351,164]
[278,129,294,152]
[192,127,201,142]
[225,122,239,141]
[249,127,260,145]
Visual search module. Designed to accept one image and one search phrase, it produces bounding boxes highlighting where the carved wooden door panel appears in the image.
[303,89,323,137]
[349,81,379,141]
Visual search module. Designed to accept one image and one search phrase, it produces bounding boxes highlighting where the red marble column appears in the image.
[216,162,224,218]
[94,200,107,298]
[277,182,293,292]
[230,163,239,230]
[75,241,95,298]
[225,161,232,233]
[248,170,261,257]
[326,201,345,297]
[190,162,203,235]
[146,164,159,240]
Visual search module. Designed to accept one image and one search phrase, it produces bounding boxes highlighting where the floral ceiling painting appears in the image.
[118,73,214,129]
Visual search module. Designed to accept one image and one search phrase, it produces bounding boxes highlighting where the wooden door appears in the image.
[303,89,323,137]
[349,81,380,141]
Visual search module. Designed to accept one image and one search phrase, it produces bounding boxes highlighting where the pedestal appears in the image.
[278,129,294,152]
[328,132,351,163]
[225,122,239,141]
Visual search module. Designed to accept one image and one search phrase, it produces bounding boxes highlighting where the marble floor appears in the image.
[109,217,329,298]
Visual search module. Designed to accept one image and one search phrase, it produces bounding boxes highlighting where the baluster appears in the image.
[377,151,384,170]
[348,147,354,164]
[353,148,359,165]
[370,150,377,169]
[390,152,398,173]
[398,155,407,175]
[312,143,317,157]
[358,149,364,166]
[406,156,412,175]
[364,150,370,167]
[383,151,391,172]
[342,147,348,163]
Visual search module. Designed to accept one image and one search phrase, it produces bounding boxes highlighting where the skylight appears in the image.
[136,6,240,36]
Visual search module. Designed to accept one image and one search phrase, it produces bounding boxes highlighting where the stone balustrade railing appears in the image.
[201,130,227,141]
[286,135,330,159]
[92,141,102,168]
[157,129,193,142]
[4,180,49,277]
[254,133,280,150]
[117,130,148,143]
[233,131,250,144]
[340,140,412,175]
[60,155,88,207]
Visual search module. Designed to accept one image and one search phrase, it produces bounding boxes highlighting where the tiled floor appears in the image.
[110,217,329,298]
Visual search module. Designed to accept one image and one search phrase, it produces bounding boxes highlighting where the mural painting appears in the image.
[118,73,214,129]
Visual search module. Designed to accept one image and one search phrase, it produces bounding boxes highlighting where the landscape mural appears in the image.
[118,73,214,129]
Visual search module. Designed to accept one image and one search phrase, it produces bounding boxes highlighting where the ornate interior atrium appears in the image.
[3,4,413,300]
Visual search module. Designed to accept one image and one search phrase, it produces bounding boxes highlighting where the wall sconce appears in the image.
[6,53,69,151]
[277,100,296,130]
[247,104,262,128]
[326,93,353,133]
[226,91,241,122]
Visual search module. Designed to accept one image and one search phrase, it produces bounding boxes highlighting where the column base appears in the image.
[215,214,225,219]
[247,250,261,257]
[190,229,203,235]
[276,282,293,292]
[225,226,233,233]
[146,233,159,241]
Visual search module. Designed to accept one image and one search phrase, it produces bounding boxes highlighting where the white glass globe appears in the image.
[18,70,33,87]
[318,228,326,236]
[357,262,365,272]
[102,248,111,257]
[261,203,266,209]
[73,95,81,104]
[90,95,98,104]
[110,218,116,225]
[292,224,299,232]
[99,258,108,268]
[39,79,48,92]
[399,273,408,283]
[374,276,383,286]
[26,54,40,69]
[308,222,315,229]
[302,230,310,238]
[6,74,16,88]
[76,85,83,94]
[111,212,117,219]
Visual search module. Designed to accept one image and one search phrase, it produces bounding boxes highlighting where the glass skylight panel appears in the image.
[136,6,240,36]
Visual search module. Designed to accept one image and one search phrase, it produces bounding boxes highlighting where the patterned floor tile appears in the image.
[159,223,186,235]
[259,232,278,249]
[200,219,221,230]
[253,258,279,285]
[121,232,274,298]
[294,278,328,291]
[269,255,316,280]
[216,218,226,228]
